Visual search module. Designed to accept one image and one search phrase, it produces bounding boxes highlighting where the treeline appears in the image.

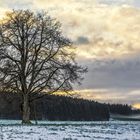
[34,95,110,121]
[0,92,139,121]
[0,92,109,121]
[132,109,140,114]
[107,103,132,115]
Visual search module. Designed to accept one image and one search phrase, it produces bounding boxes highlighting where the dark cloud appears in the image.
[80,55,140,89]
[74,55,140,104]
[75,36,90,45]
[133,0,140,7]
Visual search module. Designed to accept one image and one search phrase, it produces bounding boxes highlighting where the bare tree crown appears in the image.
[0,10,87,101]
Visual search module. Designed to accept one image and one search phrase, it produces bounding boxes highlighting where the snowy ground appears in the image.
[0,120,140,140]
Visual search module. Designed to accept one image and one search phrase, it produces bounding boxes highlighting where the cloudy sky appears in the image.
[0,0,140,107]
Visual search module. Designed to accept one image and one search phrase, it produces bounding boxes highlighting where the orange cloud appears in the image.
[133,103,140,109]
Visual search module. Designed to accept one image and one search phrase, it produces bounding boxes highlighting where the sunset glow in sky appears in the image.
[0,0,140,107]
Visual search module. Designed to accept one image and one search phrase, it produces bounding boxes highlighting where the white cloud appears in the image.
[25,1,140,60]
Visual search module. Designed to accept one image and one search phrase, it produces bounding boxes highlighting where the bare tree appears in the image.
[0,10,87,124]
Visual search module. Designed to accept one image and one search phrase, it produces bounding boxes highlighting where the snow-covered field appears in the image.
[0,120,140,140]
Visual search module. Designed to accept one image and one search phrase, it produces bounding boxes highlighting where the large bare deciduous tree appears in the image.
[0,10,87,124]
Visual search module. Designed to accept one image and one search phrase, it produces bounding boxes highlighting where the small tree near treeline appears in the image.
[0,10,87,124]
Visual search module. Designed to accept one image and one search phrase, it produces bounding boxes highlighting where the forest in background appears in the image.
[0,92,139,121]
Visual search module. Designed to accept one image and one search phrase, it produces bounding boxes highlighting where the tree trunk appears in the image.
[33,101,38,125]
[22,95,31,124]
